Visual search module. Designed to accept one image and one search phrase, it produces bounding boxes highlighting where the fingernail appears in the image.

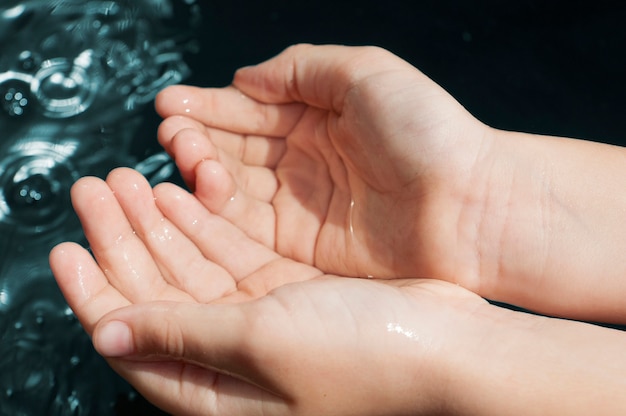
[95,320,133,357]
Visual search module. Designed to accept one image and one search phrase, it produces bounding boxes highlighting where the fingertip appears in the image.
[94,320,134,357]
[106,166,142,180]
[157,115,207,150]
[70,175,102,194]
[70,176,110,212]
[171,128,217,160]
[195,159,237,210]
[195,157,223,177]
[153,181,187,199]
[233,44,313,81]
[232,43,316,103]
[167,128,215,189]
[155,84,178,109]
[155,84,195,117]
[105,167,150,193]
[155,84,204,118]
[49,241,80,267]
[94,303,187,359]
[153,181,192,211]
[232,65,257,84]
[233,64,255,73]
[157,115,184,148]
[48,242,105,311]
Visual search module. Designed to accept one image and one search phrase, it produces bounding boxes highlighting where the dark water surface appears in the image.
[0,1,198,414]
[1,1,625,414]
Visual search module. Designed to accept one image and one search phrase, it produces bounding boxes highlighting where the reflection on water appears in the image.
[0,1,200,413]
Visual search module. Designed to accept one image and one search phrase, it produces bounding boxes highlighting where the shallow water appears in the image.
[0,1,200,414]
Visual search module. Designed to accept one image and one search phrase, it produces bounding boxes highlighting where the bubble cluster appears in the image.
[0,278,125,415]
[0,0,201,413]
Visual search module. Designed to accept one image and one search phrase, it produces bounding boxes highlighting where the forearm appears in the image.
[444,304,626,415]
[480,128,626,323]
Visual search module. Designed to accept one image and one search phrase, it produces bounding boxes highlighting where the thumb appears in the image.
[93,301,266,382]
[233,43,415,109]
[93,301,295,415]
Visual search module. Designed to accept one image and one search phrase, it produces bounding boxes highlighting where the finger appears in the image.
[170,128,278,201]
[192,159,277,248]
[94,302,253,370]
[108,360,288,416]
[153,182,280,281]
[49,242,130,333]
[158,115,287,168]
[167,125,217,190]
[155,85,306,137]
[105,168,237,302]
[157,114,206,157]
[157,176,323,300]
[233,44,414,109]
[92,302,291,416]
[70,176,191,303]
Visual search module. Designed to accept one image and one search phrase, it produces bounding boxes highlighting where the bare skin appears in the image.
[156,44,626,323]
[49,168,482,415]
[50,166,626,415]
[50,168,626,415]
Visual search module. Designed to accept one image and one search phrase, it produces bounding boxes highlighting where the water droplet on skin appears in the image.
[182,98,191,113]
[386,322,419,341]
[348,198,355,237]
[150,226,173,244]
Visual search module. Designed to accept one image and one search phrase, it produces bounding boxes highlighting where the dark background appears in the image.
[173,0,626,146]
[130,0,626,413]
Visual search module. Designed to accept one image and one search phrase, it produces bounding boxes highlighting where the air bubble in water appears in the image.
[0,1,202,414]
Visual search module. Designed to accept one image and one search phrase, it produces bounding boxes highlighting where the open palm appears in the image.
[50,167,488,416]
[156,44,491,282]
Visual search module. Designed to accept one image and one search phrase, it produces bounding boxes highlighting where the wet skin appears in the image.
[50,167,493,415]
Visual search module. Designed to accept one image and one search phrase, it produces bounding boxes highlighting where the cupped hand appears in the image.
[155,44,493,286]
[50,167,489,416]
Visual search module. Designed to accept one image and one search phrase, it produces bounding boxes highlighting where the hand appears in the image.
[155,44,626,323]
[50,167,489,416]
[155,44,493,287]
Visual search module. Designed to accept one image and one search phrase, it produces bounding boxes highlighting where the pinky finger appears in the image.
[169,127,217,190]
[194,159,277,249]
[171,127,279,201]
[49,242,131,334]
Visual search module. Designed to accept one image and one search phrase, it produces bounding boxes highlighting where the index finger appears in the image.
[155,84,306,137]
[49,242,130,334]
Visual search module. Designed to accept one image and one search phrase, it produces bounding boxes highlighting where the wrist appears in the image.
[479,128,626,323]
[439,303,626,415]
